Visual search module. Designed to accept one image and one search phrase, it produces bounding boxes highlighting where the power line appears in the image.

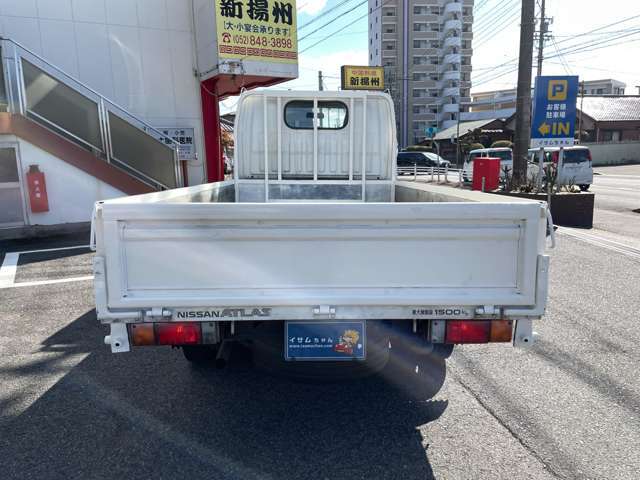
[299,0,394,53]
[298,0,360,31]
[298,0,368,43]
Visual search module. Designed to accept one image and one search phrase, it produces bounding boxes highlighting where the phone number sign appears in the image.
[216,0,298,64]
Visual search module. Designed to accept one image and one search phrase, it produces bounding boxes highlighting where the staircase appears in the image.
[0,38,183,194]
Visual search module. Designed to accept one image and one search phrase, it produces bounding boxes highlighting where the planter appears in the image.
[493,191,595,228]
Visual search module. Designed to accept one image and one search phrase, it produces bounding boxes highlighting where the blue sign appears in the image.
[425,126,438,138]
[531,76,579,148]
[285,322,365,361]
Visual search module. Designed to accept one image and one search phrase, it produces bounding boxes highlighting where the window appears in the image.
[596,88,604,94]
[414,6,428,15]
[413,72,427,81]
[413,56,427,65]
[385,27,394,33]
[414,40,428,49]
[284,101,348,130]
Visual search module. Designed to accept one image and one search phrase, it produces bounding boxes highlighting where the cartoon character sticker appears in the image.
[334,329,360,356]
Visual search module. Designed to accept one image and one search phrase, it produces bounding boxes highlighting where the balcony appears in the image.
[442,86,460,97]
[443,2,463,15]
[441,70,461,81]
[443,35,462,49]
[442,53,461,65]
[443,19,462,32]
[442,103,459,113]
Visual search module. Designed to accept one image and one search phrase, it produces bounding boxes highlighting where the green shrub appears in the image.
[467,142,485,151]
[490,140,513,149]
[404,145,435,152]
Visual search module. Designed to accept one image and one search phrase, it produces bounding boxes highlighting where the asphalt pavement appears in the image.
[1,174,640,479]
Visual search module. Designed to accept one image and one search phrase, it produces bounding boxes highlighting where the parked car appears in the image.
[397,151,450,174]
[462,148,513,182]
[528,146,593,191]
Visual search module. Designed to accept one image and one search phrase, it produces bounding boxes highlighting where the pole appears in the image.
[578,81,585,143]
[513,0,536,187]
[536,0,546,76]
[318,71,323,91]
[456,108,461,168]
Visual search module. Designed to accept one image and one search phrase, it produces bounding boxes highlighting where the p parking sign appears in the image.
[531,76,579,148]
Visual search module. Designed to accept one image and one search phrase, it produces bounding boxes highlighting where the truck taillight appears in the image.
[156,323,202,345]
[445,320,512,344]
[130,323,155,346]
[551,152,559,164]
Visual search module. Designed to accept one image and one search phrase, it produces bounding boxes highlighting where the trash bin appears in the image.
[472,157,501,191]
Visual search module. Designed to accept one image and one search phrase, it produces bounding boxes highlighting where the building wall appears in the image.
[1,134,125,226]
[0,0,205,185]
[369,0,474,147]
[583,141,640,166]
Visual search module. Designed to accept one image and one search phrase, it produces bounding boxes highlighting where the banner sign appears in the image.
[531,76,579,148]
[341,65,385,91]
[215,0,298,64]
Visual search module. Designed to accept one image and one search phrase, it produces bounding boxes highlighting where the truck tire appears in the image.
[579,184,590,191]
[182,345,218,365]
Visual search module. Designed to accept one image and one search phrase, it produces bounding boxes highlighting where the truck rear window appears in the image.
[285,101,348,130]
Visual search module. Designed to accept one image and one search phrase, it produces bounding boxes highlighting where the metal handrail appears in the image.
[0,37,178,147]
[0,37,183,189]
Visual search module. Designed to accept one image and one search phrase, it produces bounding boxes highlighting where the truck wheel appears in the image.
[579,184,590,191]
[182,345,218,365]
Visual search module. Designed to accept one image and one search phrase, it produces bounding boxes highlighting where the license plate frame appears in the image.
[284,321,366,361]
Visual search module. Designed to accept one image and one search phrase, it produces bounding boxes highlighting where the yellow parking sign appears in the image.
[548,80,568,101]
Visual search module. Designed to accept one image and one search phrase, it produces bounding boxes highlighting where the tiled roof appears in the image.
[579,96,640,121]
[434,118,500,141]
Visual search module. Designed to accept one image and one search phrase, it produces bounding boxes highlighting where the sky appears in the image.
[221,0,640,112]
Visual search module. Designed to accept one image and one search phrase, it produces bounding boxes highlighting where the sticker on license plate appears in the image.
[285,322,366,361]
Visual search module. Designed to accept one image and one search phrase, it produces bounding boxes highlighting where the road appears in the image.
[590,164,640,244]
[1,172,639,479]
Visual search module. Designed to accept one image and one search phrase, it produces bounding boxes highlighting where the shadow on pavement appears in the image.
[0,311,448,480]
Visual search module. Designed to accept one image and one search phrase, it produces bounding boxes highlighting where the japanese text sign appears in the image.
[531,76,579,148]
[341,65,385,91]
[216,0,298,64]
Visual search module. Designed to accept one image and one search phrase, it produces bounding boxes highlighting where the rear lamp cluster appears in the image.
[445,320,513,344]
[130,322,202,346]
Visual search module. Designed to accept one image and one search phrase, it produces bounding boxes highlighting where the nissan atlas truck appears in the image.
[92,90,551,372]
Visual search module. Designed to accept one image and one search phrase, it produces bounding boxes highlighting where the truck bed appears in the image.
[93,181,549,323]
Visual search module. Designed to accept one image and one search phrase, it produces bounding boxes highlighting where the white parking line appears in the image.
[557,228,640,261]
[0,245,93,289]
[5,276,94,288]
[0,252,19,288]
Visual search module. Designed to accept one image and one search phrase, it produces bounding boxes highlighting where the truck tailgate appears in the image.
[95,202,546,315]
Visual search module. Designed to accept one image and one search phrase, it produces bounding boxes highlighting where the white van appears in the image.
[462,147,513,182]
[528,146,593,191]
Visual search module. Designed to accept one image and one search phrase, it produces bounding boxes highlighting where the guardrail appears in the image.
[0,37,182,190]
[397,165,464,186]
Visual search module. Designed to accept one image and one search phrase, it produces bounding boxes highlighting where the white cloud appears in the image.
[297,0,328,16]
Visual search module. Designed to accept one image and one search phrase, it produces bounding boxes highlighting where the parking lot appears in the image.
[1,166,640,479]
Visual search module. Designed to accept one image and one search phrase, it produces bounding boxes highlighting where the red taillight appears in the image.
[446,320,491,343]
[552,152,559,164]
[587,151,592,162]
[156,323,202,345]
[445,320,513,344]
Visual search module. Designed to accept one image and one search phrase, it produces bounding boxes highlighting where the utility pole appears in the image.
[578,81,585,143]
[536,0,547,76]
[318,71,324,91]
[513,0,536,187]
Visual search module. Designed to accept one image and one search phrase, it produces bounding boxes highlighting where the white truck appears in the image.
[92,90,551,369]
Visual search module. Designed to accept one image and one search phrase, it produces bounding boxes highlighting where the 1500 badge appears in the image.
[412,308,472,318]
[176,308,272,319]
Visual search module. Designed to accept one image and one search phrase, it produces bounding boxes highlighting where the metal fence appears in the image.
[396,165,464,186]
[0,38,182,190]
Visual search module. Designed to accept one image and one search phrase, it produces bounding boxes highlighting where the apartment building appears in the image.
[368,0,474,147]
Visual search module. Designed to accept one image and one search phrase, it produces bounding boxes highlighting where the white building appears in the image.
[0,1,205,233]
